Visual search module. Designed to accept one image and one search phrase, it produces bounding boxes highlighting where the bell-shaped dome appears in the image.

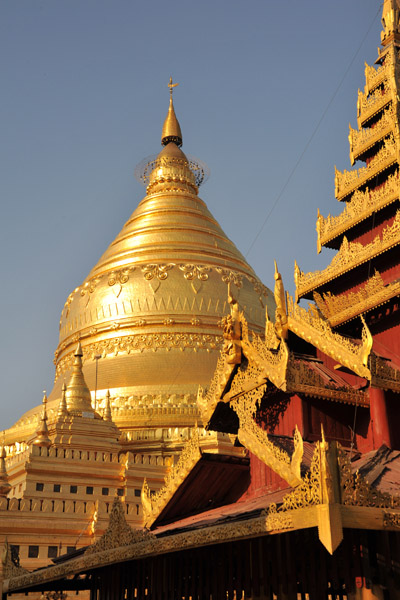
[8,84,274,441]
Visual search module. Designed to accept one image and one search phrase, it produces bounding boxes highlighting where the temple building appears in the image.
[0,77,271,570]
[3,2,400,599]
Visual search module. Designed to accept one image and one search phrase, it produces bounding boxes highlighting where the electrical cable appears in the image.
[245,5,381,259]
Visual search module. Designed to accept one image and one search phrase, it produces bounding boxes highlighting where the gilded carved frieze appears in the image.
[296,209,400,299]
[357,76,393,128]
[317,170,399,251]
[86,497,152,554]
[314,271,400,327]
[338,446,400,509]
[286,296,371,380]
[335,135,397,200]
[197,354,236,425]
[286,358,369,406]
[369,353,400,392]
[364,53,392,93]
[232,392,303,487]
[55,332,223,377]
[349,104,395,165]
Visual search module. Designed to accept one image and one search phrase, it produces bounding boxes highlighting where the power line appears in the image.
[245,5,381,258]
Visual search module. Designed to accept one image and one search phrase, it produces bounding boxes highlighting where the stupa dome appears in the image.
[9,83,273,440]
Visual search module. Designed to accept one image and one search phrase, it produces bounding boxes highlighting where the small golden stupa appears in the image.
[6,80,273,445]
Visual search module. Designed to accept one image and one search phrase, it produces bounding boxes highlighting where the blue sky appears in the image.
[0,0,381,428]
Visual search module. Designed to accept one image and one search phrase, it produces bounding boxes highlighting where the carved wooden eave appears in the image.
[314,271,400,327]
[349,105,395,165]
[335,135,397,201]
[296,209,400,300]
[286,296,371,380]
[317,171,399,253]
[197,355,236,426]
[142,429,203,528]
[369,353,400,392]
[285,358,369,407]
[356,76,394,130]
[5,439,400,598]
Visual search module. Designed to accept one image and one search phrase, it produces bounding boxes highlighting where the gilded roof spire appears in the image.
[58,381,68,418]
[161,77,183,147]
[381,0,400,45]
[65,342,93,415]
[33,392,52,448]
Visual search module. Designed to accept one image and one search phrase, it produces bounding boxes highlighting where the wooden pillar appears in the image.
[369,387,392,448]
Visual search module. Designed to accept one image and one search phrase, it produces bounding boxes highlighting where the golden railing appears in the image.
[317,170,399,250]
[314,271,400,327]
[296,209,400,298]
[364,56,390,94]
[349,105,394,164]
[357,84,392,128]
[335,135,397,200]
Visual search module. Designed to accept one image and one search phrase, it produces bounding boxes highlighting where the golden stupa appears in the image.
[6,81,273,446]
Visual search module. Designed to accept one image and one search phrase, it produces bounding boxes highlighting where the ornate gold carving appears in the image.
[286,357,369,406]
[364,55,391,93]
[335,135,396,200]
[383,512,400,528]
[232,393,303,487]
[273,261,288,341]
[357,80,392,128]
[314,271,400,326]
[142,428,201,527]
[80,276,102,304]
[280,441,322,510]
[220,283,242,365]
[263,503,293,531]
[349,104,394,164]
[107,268,135,297]
[141,263,174,281]
[338,446,400,508]
[1,537,28,579]
[178,264,210,280]
[197,354,235,425]
[86,497,152,555]
[297,209,400,299]
[286,296,371,379]
[318,171,399,250]
[56,333,223,379]
[215,267,243,288]
[370,353,400,392]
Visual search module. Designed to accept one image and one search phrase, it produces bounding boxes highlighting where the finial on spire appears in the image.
[58,382,68,418]
[104,390,112,422]
[33,391,52,448]
[65,342,93,415]
[168,76,179,97]
[162,77,183,147]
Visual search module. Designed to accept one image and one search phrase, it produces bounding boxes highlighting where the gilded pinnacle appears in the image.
[33,392,51,448]
[65,342,93,415]
[104,390,112,422]
[161,77,183,147]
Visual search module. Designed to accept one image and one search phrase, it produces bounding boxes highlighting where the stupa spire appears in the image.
[65,343,93,415]
[0,434,11,497]
[161,77,182,147]
[58,382,68,418]
[33,392,52,448]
